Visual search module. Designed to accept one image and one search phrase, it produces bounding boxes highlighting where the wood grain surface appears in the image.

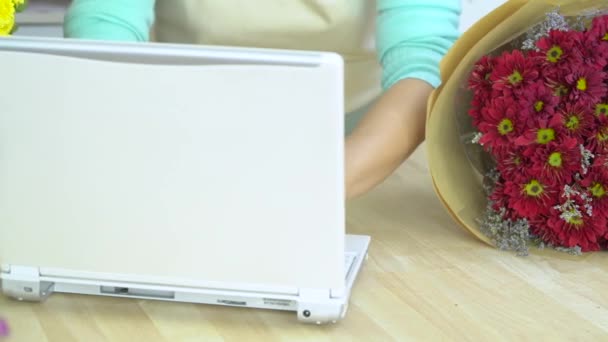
[1,145,607,341]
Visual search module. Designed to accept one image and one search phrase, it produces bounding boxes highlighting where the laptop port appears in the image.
[100,286,175,299]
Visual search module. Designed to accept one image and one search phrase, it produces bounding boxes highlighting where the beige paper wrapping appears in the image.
[426,0,608,246]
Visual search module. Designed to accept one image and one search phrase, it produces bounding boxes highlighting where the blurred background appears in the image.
[14,0,508,38]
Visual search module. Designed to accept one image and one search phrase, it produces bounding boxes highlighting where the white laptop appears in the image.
[0,36,370,324]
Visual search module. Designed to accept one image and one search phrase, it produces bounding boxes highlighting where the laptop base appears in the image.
[1,234,370,324]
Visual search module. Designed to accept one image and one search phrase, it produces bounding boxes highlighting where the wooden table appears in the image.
[2,145,607,341]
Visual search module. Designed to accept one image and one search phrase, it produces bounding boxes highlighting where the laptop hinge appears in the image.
[297,288,344,324]
[0,265,54,302]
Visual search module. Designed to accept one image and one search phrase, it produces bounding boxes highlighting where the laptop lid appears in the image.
[0,37,345,294]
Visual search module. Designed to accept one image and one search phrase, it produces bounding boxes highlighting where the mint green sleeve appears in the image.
[376,0,461,90]
[63,0,155,42]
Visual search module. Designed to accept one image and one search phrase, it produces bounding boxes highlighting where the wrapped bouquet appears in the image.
[427,0,608,255]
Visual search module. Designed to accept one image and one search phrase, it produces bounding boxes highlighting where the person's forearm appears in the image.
[345,78,432,199]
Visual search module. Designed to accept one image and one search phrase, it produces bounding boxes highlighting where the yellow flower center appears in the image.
[565,115,580,130]
[553,84,568,97]
[513,156,521,165]
[536,128,555,144]
[524,179,544,197]
[497,118,514,135]
[603,33,608,41]
[595,103,608,117]
[591,183,606,198]
[534,101,544,112]
[508,70,523,85]
[598,129,608,142]
[577,77,588,91]
[566,212,584,227]
[548,152,562,167]
[547,46,563,63]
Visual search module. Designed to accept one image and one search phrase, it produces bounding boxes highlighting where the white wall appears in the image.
[459,0,507,33]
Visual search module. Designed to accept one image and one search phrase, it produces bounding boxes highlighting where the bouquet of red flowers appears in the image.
[464,9,608,254]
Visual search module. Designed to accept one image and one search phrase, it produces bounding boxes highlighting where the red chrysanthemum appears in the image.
[489,177,511,213]
[559,101,595,141]
[588,14,608,43]
[495,148,531,183]
[582,14,608,69]
[545,187,607,252]
[490,50,539,94]
[524,137,581,185]
[580,39,608,71]
[514,114,564,147]
[517,80,560,117]
[543,68,572,100]
[469,95,502,127]
[504,177,559,219]
[564,65,607,104]
[528,216,558,245]
[580,159,608,216]
[590,101,608,147]
[587,121,608,154]
[477,97,523,152]
[468,55,496,98]
[536,29,583,70]
[593,99,608,118]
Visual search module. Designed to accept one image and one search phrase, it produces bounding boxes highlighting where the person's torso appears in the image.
[153,0,382,113]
